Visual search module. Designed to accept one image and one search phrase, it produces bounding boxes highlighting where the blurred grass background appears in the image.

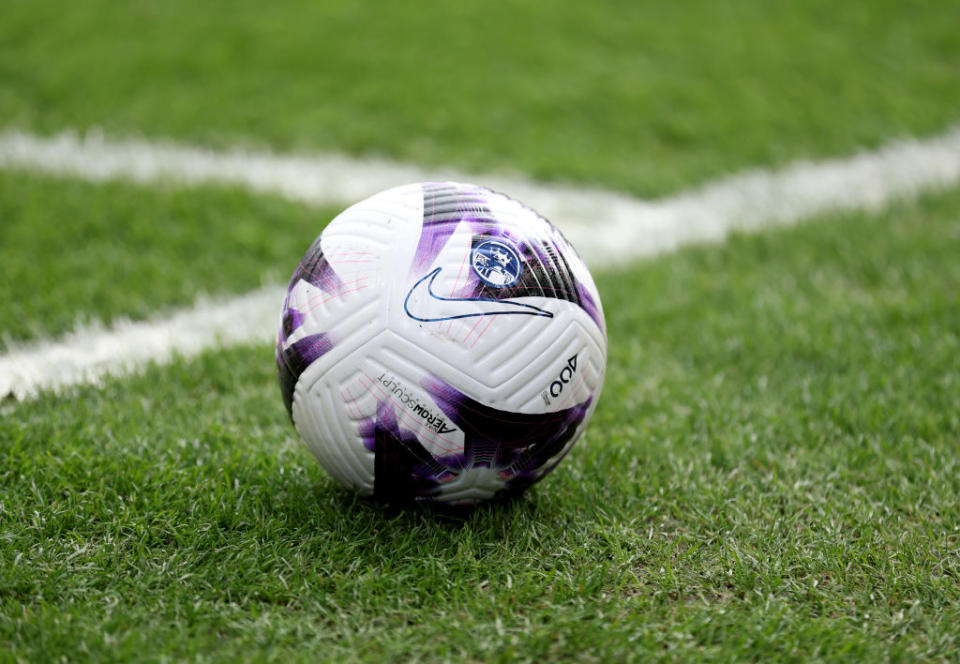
[2,0,959,195]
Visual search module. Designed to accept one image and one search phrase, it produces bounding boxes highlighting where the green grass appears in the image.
[2,0,959,195]
[2,187,958,662]
[2,0,959,659]
[0,171,335,345]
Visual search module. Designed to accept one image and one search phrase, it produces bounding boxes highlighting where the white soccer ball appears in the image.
[276,182,606,505]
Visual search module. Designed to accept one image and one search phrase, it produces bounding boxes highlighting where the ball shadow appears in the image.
[264,468,549,547]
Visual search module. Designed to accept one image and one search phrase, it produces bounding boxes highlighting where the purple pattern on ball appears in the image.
[411,183,602,329]
[409,183,489,276]
[422,375,590,474]
[371,401,452,500]
[358,417,377,452]
[575,282,605,332]
[279,306,306,343]
[277,237,343,416]
[276,332,333,416]
[286,333,333,367]
[365,371,592,503]
[288,236,343,295]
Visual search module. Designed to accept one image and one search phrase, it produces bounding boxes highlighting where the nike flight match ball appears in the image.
[276,182,607,505]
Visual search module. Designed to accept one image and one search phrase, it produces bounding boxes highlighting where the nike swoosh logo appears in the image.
[404,267,554,323]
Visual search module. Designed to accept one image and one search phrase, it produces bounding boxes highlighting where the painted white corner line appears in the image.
[1,125,960,400]
[0,286,285,401]
[3,127,960,264]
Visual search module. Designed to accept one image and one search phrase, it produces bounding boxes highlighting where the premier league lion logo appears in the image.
[470,239,522,288]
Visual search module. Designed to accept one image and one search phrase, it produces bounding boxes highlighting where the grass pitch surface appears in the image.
[2,0,959,196]
[2,189,958,661]
[2,0,960,660]
[0,172,333,345]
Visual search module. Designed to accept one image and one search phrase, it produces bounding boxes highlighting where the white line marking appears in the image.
[1,127,960,399]
[3,127,960,264]
[0,286,283,401]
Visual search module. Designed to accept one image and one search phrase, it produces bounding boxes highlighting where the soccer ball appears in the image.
[276,182,606,505]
